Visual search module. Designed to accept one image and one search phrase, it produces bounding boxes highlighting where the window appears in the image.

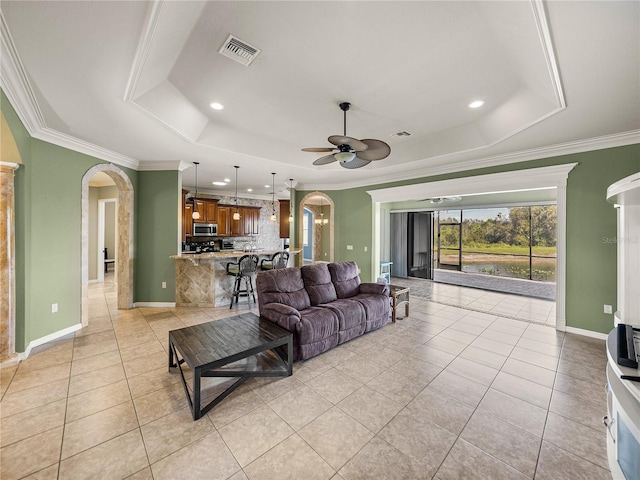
[303,212,309,246]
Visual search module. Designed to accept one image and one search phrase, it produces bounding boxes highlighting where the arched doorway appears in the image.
[298,191,334,264]
[81,164,134,326]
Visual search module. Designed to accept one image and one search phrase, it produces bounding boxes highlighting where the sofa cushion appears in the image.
[318,298,366,332]
[352,293,391,331]
[298,307,339,345]
[256,268,311,312]
[328,261,361,299]
[301,263,338,306]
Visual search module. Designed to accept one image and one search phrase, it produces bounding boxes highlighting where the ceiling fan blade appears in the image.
[313,154,338,166]
[327,135,368,151]
[302,147,335,152]
[356,139,391,160]
[339,156,372,169]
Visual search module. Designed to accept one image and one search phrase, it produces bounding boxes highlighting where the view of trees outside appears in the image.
[437,205,557,282]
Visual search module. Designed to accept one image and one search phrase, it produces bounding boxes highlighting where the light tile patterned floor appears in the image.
[0,274,609,479]
[393,275,557,326]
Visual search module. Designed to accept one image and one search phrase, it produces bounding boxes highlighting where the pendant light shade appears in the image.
[192,162,201,220]
[288,178,294,222]
[232,166,240,221]
[270,173,277,222]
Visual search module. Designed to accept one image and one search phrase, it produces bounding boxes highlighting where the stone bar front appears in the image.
[171,251,298,308]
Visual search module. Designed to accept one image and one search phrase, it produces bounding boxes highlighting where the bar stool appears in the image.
[380,261,393,284]
[260,251,290,271]
[226,254,259,309]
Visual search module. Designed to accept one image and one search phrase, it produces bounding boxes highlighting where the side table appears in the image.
[389,285,410,322]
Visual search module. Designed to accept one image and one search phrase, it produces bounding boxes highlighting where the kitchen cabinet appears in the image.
[184,203,193,240]
[205,201,217,224]
[182,189,192,241]
[241,207,260,236]
[193,199,218,223]
[279,200,290,238]
[217,206,231,236]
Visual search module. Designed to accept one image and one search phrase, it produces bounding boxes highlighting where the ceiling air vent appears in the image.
[392,131,412,138]
[218,35,261,66]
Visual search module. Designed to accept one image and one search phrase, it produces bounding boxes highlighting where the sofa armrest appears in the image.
[359,282,390,296]
[261,303,302,331]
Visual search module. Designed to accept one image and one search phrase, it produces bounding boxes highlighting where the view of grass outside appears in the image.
[437,206,557,282]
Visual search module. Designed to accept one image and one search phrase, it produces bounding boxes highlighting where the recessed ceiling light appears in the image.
[265,184,270,188]
[247,188,253,192]
[210,102,224,110]
[223,178,230,183]
[212,181,227,186]
[468,100,485,109]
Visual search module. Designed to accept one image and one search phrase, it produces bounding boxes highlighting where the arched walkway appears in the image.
[298,191,335,264]
[81,164,134,326]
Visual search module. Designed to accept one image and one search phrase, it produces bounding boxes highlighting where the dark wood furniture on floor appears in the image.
[103,247,115,272]
[168,313,293,420]
[389,284,410,322]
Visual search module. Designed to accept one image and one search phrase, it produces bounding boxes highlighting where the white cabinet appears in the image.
[607,172,640,328]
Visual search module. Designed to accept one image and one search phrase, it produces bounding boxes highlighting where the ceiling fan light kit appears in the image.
[233,166,241,220]
[303,102,391,169]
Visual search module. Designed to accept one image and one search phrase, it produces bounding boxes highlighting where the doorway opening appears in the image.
[298,191,335,266]
[81,164,134,327]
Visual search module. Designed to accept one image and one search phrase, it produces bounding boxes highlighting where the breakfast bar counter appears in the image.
[171,250,299,307]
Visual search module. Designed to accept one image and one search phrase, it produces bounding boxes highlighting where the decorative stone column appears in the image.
[1,162,19,365]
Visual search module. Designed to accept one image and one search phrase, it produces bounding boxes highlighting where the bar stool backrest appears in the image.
[238,254,259,275]
[273,251,290,269]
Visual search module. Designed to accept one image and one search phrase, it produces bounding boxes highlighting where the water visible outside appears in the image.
[437,205,557,284]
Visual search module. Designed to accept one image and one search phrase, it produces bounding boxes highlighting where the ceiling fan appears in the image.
[302,102,391,169]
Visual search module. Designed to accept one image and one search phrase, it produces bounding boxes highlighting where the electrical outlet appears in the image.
[51,303,58,313]
[364,246,368,252]
[604,304,612,314]
[162,281,167,289]
[346,245,353,250]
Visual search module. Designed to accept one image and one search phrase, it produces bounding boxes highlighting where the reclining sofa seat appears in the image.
[256,261,390,360]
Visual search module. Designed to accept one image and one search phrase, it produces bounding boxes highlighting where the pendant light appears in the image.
[314,196,329,226]
[270,173,277,222]
[288,178,294,222]
[192,162,200,220]
[232,166,240,221]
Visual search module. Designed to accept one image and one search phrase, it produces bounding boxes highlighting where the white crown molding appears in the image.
[304,130,640,191]
[366,163,577,204]
[138,160,191,171]
[0,10,46,133]
[124,0,163,102]
[1,11,140,170]
[531,0,566,108]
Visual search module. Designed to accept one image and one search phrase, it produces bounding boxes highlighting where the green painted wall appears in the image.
[2,89,139,351]
[298,144,639,334]
[135,170,180,303]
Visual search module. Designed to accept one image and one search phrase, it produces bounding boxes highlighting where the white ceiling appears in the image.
[1,1,638,198]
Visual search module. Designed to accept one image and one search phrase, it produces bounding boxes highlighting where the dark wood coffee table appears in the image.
[168,313,293,420]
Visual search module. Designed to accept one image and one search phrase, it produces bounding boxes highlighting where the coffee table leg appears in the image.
[391,297,397,323]
[405,302,409,318]
[193,368,201,420]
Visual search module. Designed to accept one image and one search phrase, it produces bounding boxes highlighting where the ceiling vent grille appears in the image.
[392,131,412,138]
[218,35,261,66]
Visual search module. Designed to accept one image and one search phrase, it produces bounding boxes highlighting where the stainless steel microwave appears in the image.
[193,223,217,236]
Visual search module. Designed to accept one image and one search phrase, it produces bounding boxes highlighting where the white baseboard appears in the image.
[133,302,176,308]
[88,279,100,284]
[564,326,608,341]
[17,323,83,361]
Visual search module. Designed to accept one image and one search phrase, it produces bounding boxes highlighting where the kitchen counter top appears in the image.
[171,249,300,260]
